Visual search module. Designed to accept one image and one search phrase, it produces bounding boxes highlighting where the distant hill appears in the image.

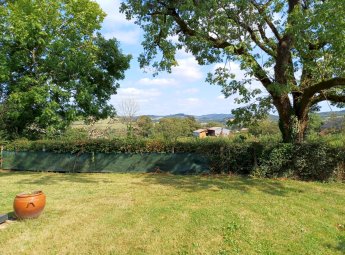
[144,110,345,123]
[146,113,194,121]
[146,113,233,123]
[318,110,345,118]
[71,110,345,133]
[196,114,233,123]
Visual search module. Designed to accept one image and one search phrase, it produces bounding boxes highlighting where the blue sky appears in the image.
[95,0,339,116]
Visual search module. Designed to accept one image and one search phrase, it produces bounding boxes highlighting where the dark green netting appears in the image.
[1,151,209,174]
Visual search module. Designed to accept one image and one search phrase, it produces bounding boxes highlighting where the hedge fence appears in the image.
[1,138,344,181]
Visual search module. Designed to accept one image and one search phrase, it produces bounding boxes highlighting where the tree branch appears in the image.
[257,22,276,50]
[167,8,240,51]
[225,12,276,57]
[311,92,345,106]
[303,78,345,99]
[166,7,273,88]
[250,0,281,41]
[298,78,345,115]
[325,94,345,103]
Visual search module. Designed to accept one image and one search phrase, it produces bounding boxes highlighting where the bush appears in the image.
[1,137,344,181]
[292,143,338,181]
[254,143,294,178]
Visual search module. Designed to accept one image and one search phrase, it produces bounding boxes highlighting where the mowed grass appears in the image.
[0,171,344,255]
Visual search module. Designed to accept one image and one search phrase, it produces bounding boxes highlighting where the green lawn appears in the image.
[0,171,344,255]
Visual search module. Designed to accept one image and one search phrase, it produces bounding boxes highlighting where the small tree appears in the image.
[154,117,200,141]
[118,98,140,137]
[136,115,153,137]
[155,118,185,141]
[183,116,201,134]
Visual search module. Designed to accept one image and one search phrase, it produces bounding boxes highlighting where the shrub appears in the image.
[253,143,294,178]
[1,137,344,181]
[292,143,338,181]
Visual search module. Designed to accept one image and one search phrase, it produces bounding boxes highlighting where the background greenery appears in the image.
[2,135,344,182]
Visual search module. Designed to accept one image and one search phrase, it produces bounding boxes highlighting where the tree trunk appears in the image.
[279,111,309,143]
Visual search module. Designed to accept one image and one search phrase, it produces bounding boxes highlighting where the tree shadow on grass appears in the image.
[140,174,304,197]
[336,235,345,253]
[0,171,114,185]
[324,235,345,254]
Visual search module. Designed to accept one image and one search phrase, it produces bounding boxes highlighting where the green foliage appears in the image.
[120,1,345,142]
[55,128,88,141]
[254,143,294,178]
[293,143,340,181]
[153,117,200,141]
[136,115,153,138]
[204,121,225,128]
[306,113,323,136]
[248,119,280,137]
[308,132,345,148]
[0,0,131,138]
[289,0,345,81]
[3,136,345,181]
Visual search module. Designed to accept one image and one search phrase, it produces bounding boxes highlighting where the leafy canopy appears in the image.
[0,0,131,137]
[120,0,345,126]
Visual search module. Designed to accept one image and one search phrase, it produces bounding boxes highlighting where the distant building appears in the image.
[207,127,231,137]
[193,127,231,138]
[193,129,208,138]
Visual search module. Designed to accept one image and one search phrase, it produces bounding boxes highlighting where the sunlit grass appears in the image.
[0,171,344,254]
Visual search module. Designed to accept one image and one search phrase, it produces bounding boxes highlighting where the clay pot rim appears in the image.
[16,190,44,198]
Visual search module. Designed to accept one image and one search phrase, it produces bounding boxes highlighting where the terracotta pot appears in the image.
[13,190,46,219]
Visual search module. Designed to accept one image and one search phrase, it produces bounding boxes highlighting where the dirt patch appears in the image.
[0,220,16,230]
[0,169,13,173]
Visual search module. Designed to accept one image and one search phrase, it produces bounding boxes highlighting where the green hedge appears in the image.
[2,138,345,181]
[255,142,345,181]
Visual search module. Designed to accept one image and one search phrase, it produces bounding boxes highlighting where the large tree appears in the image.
[120,0,345,143]
[0,0,131,137]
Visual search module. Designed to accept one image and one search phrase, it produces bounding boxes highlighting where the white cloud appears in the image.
[167,35,180,44]
[95,0,141,45]
[110,87,162,113]
[114,87,161,105]
[178,97,202,107]
[117,87,161,97]
[138,78,178,87]
[217,95,225,100]
[183,88,200,94]
[95,0,129,25]
[175,48,194,58]
[103,30,141,45]
[172,57,203,81]
[187,97,201,103]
